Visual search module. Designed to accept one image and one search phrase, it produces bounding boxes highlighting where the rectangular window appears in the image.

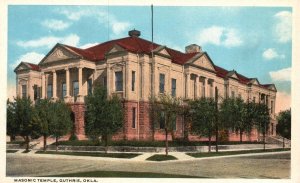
[33,85,38,100]
[209,82,213,98]
[73,81,79,97]
[22,85,27,98]
[62,83,66,98]
[159,112,165,129]
[115,71,123,91]
[132,71,135,91]
[47,84,53,99]
[253,97,256,102]
[159,73,165,93]
[132,107,136,128]
[271,101,274,114]
[201,80,205,98]
[171,78,176,97]
[87,78,92,95]
[103,76,107,89]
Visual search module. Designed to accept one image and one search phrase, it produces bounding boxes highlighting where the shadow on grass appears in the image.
[45,170,205,178]
[6,150,18,153]
[35,151,140,158]
[146,154,177,161]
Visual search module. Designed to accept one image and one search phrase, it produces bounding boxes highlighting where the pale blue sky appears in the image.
[7,5,292,111]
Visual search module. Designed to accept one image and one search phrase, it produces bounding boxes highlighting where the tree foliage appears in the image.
[149,94,181,155]
[276,109,291,139]
[31,99,52,151]
[219,98,256,142]
[7,99,18,141]
[189,97,216,152]
[85,86,123,152]
[48,100,73,151]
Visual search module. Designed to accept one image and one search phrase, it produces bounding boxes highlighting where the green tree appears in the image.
[150,94,181,155]
[220,98,255,142]
[189,97,216,152]
[48,100,72,152]
[276,109,291,148]
[85,86,123,153]
[7,99,18,141]
[254,103,270,150]
[14,97,40,151]
[31,99,52,151]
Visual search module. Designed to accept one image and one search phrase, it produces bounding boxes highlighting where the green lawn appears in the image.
[46,170,203,178]
[6,150,18,153]
[56,140,262,147]
[35,151,140,158]
[7,141,24,145]
[146,154,177,161]
[187,148,291,158]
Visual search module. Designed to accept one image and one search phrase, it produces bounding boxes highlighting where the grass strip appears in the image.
[56,140,263,147]
[6,150,18,153]
[35,151,140,158]
[46,170,203,178]
[146,154,177,161]
[187,148,291,158]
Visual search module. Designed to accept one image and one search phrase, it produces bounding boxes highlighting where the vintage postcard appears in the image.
[1,0,299,183]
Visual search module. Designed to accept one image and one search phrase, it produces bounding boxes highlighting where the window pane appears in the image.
[33,85,37,100]
[47,84,52,99]
[22,85,27,98]
[159,74,165,93]
[132,71,135,91]
[87,79,92,95]
[62,83,66,98]
[73,81,79,96]
[132,107,136,128]
[171,78,176,97]
[115,71,123,91]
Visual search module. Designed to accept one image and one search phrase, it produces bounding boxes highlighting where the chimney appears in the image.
[128,29,141,37]
[185,44,202,53]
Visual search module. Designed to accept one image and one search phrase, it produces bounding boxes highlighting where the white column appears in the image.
[125,62,129,99]
[185,73,190,99]
[77,67,83,103]
[52,70,57,99]
[41,72,45,98]
[65,68,70,97]
[107,64,111,96]
[195,75,199,99]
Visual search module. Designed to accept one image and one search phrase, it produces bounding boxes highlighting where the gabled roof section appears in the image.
[165,47,198,65]
[248,78,260,85]
[226,70,239,80]
[14,62,40,72]
[185,52,216,72]
[261,84,277,92]
[39,43,86,65]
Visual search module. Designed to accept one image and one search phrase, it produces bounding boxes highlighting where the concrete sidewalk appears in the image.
[8,149,290,163]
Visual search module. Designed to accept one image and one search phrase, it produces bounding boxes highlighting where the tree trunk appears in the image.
[263,132,266,151]
[165,129,168,156]
[183,115,189,141]
[55,136,58,152]
[215,125,219,153]
[25,136,30,152]
[240,130,243,143]
[43,135,47,152]
[171,130,175,141]
[208,134,211,153]
[10,135,16,142]
[104,135,108,154]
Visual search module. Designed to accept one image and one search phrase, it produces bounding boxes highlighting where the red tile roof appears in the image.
[25,62,40,71]
[55,35,274,90]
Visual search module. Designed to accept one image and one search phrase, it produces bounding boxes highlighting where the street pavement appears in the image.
[6,151,290,178]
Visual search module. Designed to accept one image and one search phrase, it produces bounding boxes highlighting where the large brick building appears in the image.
[14,30,277,141]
